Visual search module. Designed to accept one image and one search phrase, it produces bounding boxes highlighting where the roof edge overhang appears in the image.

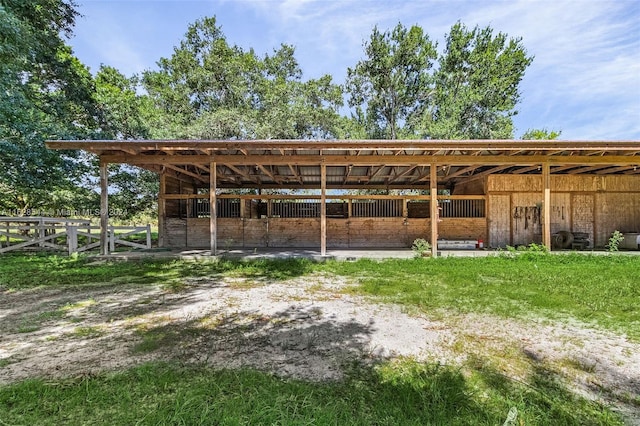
[46,139,640,152]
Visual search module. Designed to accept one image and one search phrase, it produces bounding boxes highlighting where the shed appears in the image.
[46,139,640,256]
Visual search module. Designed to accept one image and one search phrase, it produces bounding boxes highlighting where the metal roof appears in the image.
[46,139,640,189]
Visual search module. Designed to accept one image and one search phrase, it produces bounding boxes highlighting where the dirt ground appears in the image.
[1,273,639,423]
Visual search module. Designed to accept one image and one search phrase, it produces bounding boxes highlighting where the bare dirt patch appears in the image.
[1,273,639,422]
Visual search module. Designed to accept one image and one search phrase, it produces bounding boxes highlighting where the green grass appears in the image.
[319,253,640,340]
[1,252,636,424]
[0,360,623,425]
[0,252,314,291]
[1,252,638,339]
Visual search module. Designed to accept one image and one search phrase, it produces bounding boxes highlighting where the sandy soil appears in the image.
[1,273,638,423]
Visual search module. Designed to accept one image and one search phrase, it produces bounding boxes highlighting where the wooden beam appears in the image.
[158,172,166,247]
[224,164,260,184]
[452,165,514,184]
[440,165,483,180]
[542,163,551,250]
[321,163,327,256]
[257,164,279,182]
[566,165,620,174]
[343,165,353,185]
[210,162,217,255]
[287,164,304,184]
[594,165,636,174]
[368,165,387,180]
[165,164,207,183]
[99,153,640,167]
[549,165,582,173]
[509,165,542,174]
[430,165,438,257]
[387,165,419,184]
[99,161,109,255]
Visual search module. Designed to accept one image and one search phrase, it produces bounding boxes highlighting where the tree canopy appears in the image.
[346,23,437,139]
[346,22,533,140]
[0,0,98,214]
[142,17,343,140]
[0,8,547,219]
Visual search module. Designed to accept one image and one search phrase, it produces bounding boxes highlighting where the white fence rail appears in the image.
[0,217,151,255]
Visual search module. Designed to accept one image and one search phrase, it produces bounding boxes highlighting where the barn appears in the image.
[46,139,640,256]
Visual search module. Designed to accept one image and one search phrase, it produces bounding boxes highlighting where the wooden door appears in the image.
[488,195,510,248]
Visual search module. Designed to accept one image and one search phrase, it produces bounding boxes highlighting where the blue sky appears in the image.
[70,0,640,140]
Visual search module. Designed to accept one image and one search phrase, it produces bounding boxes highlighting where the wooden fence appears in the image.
[183,196,487,220]
[0,217,151,255]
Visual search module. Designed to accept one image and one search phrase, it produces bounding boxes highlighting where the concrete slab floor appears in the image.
[92,247,640,262]
[94,247,498,262]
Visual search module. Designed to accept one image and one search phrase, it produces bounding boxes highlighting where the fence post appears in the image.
[109,225,115,252]
[38,217,44,247]
[146,224,151,249]
[67,225,78,255]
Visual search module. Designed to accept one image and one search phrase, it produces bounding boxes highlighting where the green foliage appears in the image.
[346,23,437,139]
[346,22,533,140]
[94,65,151,140]
[0,0,98,213]
[142,17,343,140]
[411,238,432,257]
[521,128,562,140]
[503,243,549,255]
[607,230,625,252]
[426,22,533,139]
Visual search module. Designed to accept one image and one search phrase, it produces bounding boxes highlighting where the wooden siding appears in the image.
[163,217,487,248]
[572,194,594,247]
[164,218,186,247]
[595,193,640,246]
[453,179,486,195]
[488,175,640,193]
[487,175,640,248]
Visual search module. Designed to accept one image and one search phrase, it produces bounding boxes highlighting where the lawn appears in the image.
[0,252,638,425]
[322,252,640,341]
[1,251,637,340]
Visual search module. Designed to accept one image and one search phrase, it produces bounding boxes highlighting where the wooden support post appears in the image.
[109,225,115,252]
[100,161,109,255]
[211,165,219,251]
[67,225,77,255]
[430,165,438,257]
[37,217,44,248]
[146,224,152,249]
[321,163,327,256]
[542,163,551,250]
[158,172,166,247]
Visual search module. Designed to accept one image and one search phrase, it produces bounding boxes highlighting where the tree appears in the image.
[95,65,151,140]
[143,17,343,140]
[345,23,437,139]
[346,22,533,140]
[92,65,159,220]
[521,128,561,140]
[0,0,99,214]
[426,22,533,139]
